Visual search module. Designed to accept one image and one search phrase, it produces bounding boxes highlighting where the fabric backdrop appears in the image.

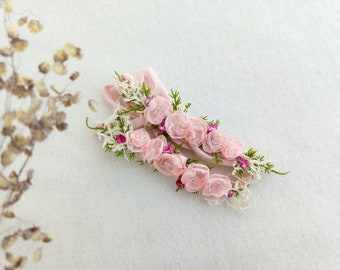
[6,0,340,269]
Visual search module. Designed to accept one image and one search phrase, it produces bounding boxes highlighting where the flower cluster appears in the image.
[89,68,287,208]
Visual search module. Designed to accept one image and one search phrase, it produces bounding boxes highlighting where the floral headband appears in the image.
[88,68,287,209]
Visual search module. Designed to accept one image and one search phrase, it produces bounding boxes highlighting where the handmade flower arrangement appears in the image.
[88,68,287,208]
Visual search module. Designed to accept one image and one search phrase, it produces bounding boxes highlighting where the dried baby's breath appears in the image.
[33,247,42,262]
[17,75,34,87]
[10,38,28,52]
[69,71,79,81]
[35,80,49,97]
[52,61,67,75]
[72,90,83,103]
[0,1,83,268]
[0,46,13,56]
[17,17,27,27]
[1,150,13,166]
[0,174,8,189]
[88,99,98,112]
[27,20,43,33]
[64,42,82,59]
[53,49,68,63]
[38,61,50,74]
[50,84,63,95]
[0,61,6,74]
[4,0,12,13]
[5,254,27,268]
[1,231,21,251]
[6,24,18,39]
[3,210,15,218]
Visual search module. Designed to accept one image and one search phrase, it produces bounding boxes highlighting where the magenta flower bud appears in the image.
[176,176,185,187]
[145,96,152,106]
[236,156,250,169]
[157,119,166,132]
[207,123,218,134]
[163,145,175,154]
[115,135,126,143]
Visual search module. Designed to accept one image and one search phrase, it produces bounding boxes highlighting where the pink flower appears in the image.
[144,96,173,125]
[221,138,244,160]
[126,128,151,152]
[153,154,187,178]
[202,129,228,153]
[185,118,208,146]
[165,111,191,139]
[181,163,210,193]
[142,135,167,162]
[202,174,232,198]
[136,67,170,100]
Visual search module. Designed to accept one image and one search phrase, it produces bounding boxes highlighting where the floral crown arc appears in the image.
[87,67,287,209]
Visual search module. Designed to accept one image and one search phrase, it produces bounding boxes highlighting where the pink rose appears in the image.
[153,154,187,178]
[181,163,210,192]
[165,111,191,139]
[202,129,228,153]
[142,135,167,162]
[144,96,173,125]
[136,67,170,100]
[221,138,244,160]
[126,128,151,152]
[185,118,208,146]
[202,174,232,198]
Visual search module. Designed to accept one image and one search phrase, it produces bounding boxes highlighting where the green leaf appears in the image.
[245,148,257,158]
[169,89,182,110]
[186,158,200,166]
[211,153,223,165]
[233,190,240,197]
[128,152,136,161]
[206,163,214,170]
[208,119,220,125]
[235,169,244,178]
[200,115,208,121]
[184,102,191,113]
[115,149,125,158]
[114,71,122,81]
[173,142,184,154]
[141,82,151,96]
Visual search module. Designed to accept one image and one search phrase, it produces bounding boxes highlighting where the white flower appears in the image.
[98,111,132,153]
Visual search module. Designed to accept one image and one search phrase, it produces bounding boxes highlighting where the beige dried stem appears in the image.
[0,0,82,268]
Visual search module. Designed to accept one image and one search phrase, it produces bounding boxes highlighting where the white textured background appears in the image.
[3,0,340,269]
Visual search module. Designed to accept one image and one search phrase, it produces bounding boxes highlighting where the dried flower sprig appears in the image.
[0,0,82,268]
